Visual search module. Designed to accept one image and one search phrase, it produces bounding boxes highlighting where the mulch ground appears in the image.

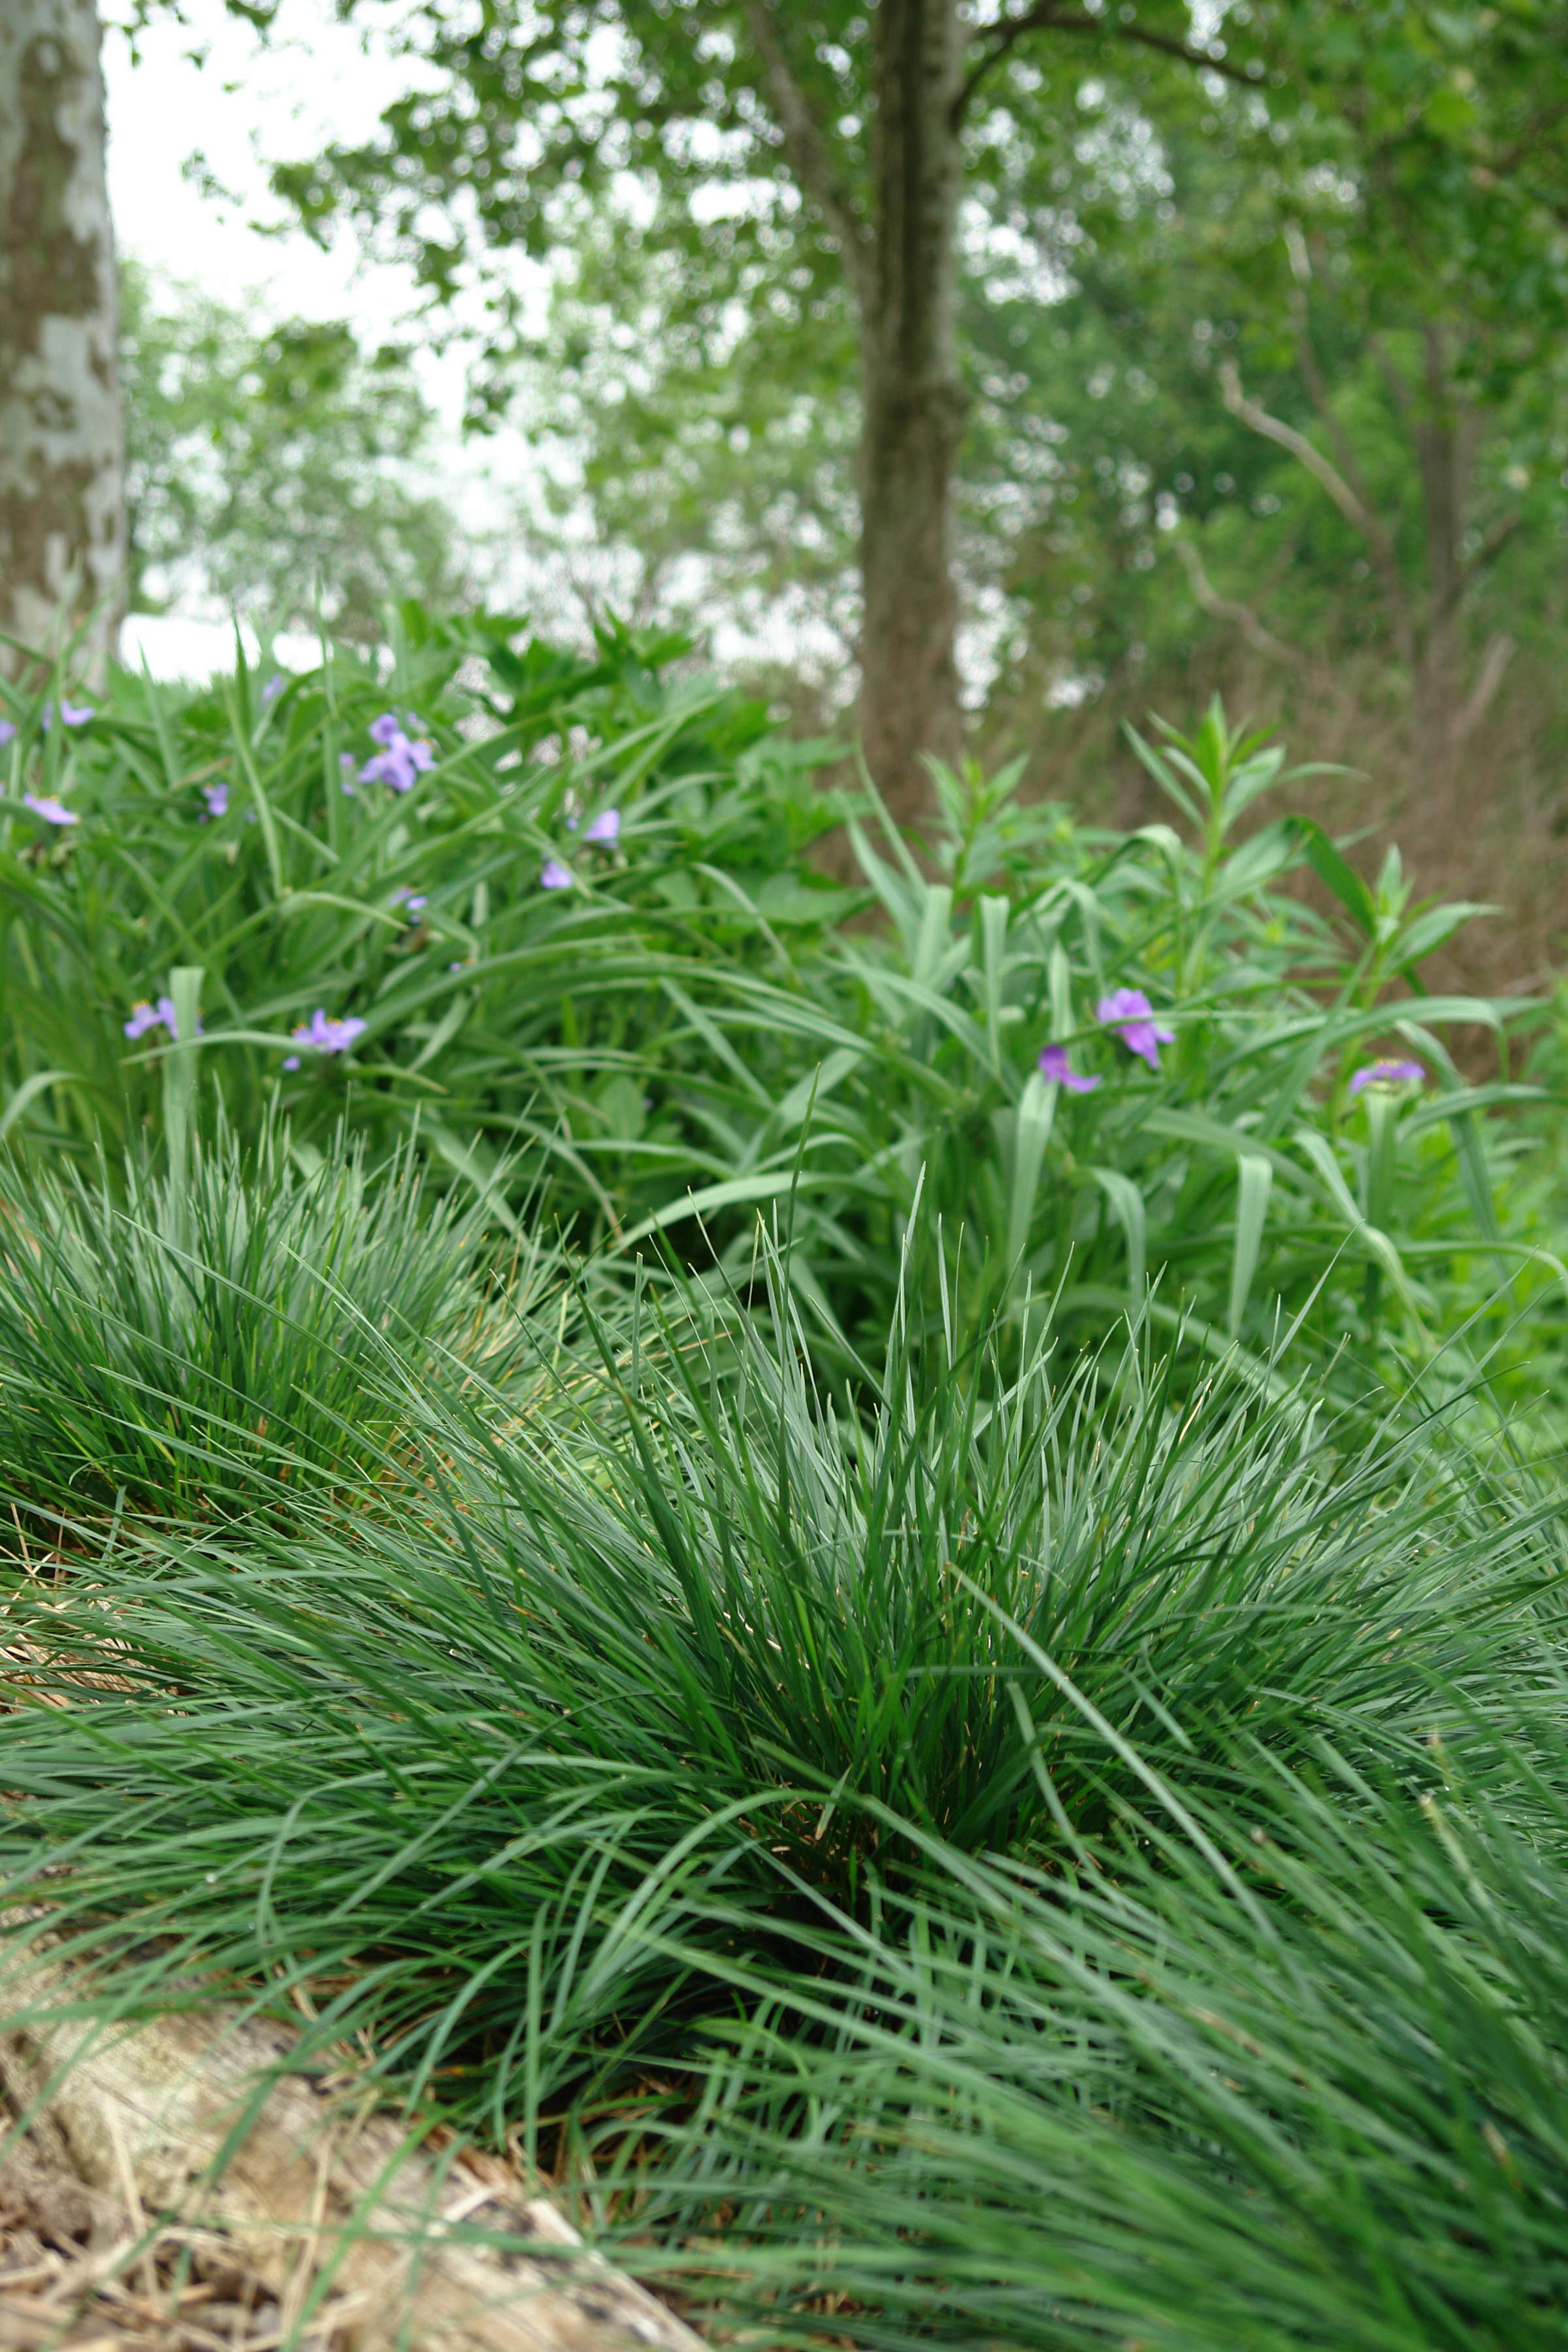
[1,2117,363,2352]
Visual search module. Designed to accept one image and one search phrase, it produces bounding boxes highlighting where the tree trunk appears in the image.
[0,0,125,685]
[857,0,968,828]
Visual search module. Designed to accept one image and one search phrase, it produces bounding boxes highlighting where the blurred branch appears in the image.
[1173,536,1304,668]
[1453,632,1516,745]
[1217,354,1416,669]
[1217,357,1370,532]
[956,5,1256,123]
[1290,293,1388,534]
[1451,512,1524,610]
[746,3,874,316]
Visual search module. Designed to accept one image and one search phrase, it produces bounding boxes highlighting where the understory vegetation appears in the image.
[3,625,1568,2349]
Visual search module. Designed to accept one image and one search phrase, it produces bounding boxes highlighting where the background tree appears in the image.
[259,0,1260,823]
[0,0,125,682]
[121,268,469,641]
[968,76,1568,792]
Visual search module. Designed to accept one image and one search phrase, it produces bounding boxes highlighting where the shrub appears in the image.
[0,629,1560,1419]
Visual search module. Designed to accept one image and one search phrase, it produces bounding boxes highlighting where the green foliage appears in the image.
[0,1118,512,1529]
[5,1215,1568,2345]
[0,617,849,1213]
[634,1693,1568,2351]
[968,89,1568,712]
[231,0,1568,724]
[0,636,1558,1416]
[510,189,862,672]
[120,265,467,640]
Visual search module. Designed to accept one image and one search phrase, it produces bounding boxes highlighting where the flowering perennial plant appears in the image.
[359,711,436,793]
[1038,1044,1100,1093]
[1096,988,1176,1071]
[1349,1057,1426,1097]
[22,794,78,827]
[124,996,180,1042]
[289,1008,368,1057]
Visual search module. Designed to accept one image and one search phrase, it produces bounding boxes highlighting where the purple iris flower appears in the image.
[1349,1056,1425,1097]
[290,1008,368,1054]
[583,808,620,845]
[281,1055,301,1072]
[202,782,229,819]
[0,721,14,748]
[1096,988,1175,1071]
[1039,1044,1100,1094]
[540,859,573,890]
[22,792,77,826]
[41,700,93,731]
[261,672,285,705]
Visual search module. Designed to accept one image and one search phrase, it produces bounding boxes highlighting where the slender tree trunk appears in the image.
[0,0,125,684]
[857,0,968,826]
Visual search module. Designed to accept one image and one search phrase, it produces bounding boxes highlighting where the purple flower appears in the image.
[202,782,229,819]
[1349,1056,1426,1098]
[261,672,285,705]
[583,807,620,845]
[368,711,403,746]
[540,859,573,890]
[1096,988,1175,1072]
[123,994,201,1042]
[391,884,428,913]
[281,1055,301,1072]
[0,721,14,748]
[1039,1044,1101,1094]
[290,1008,368,1055]
[125,996,177,1041]
[41,700,93,731]
[360,728,436,793]
[22,792,77,826]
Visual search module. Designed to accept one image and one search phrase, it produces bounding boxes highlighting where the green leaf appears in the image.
[1007,1070,1058,1277]
[1298,821,1377,937]
[1228,1155,1273,1341]
[1089,1166,1147,1302]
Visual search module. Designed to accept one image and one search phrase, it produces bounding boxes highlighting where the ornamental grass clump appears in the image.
[0,1117,519,1533]
[2,1213,1559,2150]
[7,1233,1568,2345]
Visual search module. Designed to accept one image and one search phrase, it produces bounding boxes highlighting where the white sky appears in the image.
[103,0,469,390]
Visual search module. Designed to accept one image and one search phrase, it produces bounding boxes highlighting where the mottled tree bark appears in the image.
[0,0,125,683]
